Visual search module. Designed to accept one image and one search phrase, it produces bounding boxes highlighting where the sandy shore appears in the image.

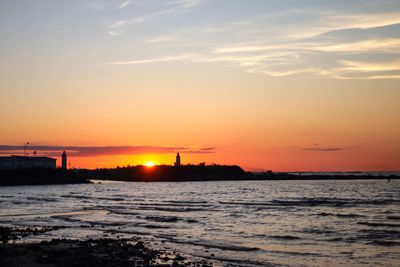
[0,226,212,267]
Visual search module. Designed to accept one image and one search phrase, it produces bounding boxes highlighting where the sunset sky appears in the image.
[1,0,399,171]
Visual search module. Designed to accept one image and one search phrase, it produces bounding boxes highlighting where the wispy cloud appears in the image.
[166,0,204,8]
[338,59,400,72]
[368,74,400,79]
[108,20,129,29]
[102,55,192,65]
[289,11,400,39]
[105,0,205,36]
[313,38,400,53]
[144,35,179,44]
[117,0,132,9]
[0,145,216,157]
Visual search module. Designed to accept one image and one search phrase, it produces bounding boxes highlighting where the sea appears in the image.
[0,179,399,266]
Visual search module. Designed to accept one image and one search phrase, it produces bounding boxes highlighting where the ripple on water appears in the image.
[144,215,180,223]
[316,212,366,218]
[357,222,400,228]
[267,235,303,241]
[164,237,260,252]
[368,240,400,246]
[26,197,58,202]
[387,215,400,220]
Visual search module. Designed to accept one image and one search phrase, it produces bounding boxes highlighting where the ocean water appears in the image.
[0,180,399,266]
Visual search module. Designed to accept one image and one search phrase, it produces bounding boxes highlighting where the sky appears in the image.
[0,0,399,171]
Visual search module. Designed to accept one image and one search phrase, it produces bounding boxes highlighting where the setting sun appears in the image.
[144,161,156,167]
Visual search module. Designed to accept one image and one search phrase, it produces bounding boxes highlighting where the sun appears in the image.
[145,161,156,167]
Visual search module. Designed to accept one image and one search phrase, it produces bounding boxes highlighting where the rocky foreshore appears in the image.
[0,226,212,267]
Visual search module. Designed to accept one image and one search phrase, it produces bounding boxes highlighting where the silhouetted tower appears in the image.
[175,153,181,167]
[62,151,67,170]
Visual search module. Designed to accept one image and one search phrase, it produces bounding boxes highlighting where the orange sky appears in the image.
[1,76,399,171]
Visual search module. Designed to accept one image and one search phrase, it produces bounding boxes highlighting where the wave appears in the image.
[316,212,365,218]
[358,229,400,239]
[60,195,125,202]
[51,215,83,223]
[324,237,344,242]
[132,202,212,208]
[267,249,321,257]
[168,238,260,252]
[107,209,139,216]
[61,195,91,200]
[357,222,400,228]
[387,216,400,220]
[221,198,400,208]
[220,201,271,206]
[321,229,400,245]
[302,228,336,234]
[26,197,58,202]
[368,240,400,246]
[162,200,208,204]
[83,221,128,227]
[199,255,271,267]
[144,215,180,223]
[137,206,209,212]
[268,235,302,240]
[140,224,172,229]
[272,198,400,207]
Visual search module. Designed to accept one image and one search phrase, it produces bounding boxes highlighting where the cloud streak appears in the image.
[302,147,346,152]
[302,145,359,152]
[0,145,216,157]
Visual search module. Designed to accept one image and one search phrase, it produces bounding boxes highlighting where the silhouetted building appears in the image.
[0,156,56,170]
[62,151,67,170]
[175,153,181,167]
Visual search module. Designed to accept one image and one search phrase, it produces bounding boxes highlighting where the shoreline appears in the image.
[1,175,398,187]
[0,176,398,186]
[1,165,399,186]
[0,226,212,267]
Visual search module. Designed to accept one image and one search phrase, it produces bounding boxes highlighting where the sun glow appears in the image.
[145,161,156,167]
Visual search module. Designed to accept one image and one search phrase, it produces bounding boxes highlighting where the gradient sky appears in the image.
[1,0,399,171]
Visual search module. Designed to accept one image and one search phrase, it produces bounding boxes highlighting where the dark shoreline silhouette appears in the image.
[0,164,398,186]
[0,169,90,186]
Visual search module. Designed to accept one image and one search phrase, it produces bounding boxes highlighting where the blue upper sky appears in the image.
[1,0,400,79]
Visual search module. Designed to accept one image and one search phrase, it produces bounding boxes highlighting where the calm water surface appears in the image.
[0,180,399,266]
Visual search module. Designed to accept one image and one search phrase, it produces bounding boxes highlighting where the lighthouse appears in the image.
[62,151,67,170]
[175,153,181,167]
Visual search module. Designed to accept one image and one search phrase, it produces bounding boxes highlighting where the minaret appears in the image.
[175,153,181,167]
[62,151,67,170]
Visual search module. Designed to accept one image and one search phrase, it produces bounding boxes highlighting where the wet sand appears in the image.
[0,226,212,267]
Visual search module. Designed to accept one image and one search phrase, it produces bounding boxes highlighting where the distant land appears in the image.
[0,164,399,186]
